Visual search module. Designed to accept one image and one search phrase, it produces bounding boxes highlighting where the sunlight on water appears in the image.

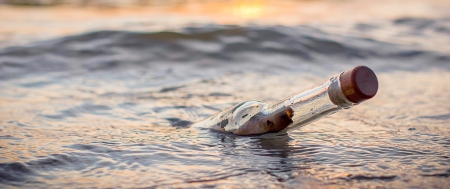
[0,0,450,188]
[1,0,450,49]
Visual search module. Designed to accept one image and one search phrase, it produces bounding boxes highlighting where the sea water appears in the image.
[1,3,450,188]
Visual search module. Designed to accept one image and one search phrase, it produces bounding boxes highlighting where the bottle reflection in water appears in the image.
[193,66,379,135]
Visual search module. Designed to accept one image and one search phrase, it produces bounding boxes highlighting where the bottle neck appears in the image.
[328,74,355,108]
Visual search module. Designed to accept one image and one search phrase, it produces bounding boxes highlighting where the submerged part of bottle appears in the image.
[194,101,294,135]
[192,66,378,135]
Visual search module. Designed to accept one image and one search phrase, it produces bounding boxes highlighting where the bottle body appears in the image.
[194,100,294,135]
[273,75,353,132]
[193,66,378,136]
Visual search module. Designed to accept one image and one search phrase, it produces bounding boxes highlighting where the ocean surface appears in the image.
[1,4,450,188]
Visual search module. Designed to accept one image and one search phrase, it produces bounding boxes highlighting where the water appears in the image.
[1,2,450,188]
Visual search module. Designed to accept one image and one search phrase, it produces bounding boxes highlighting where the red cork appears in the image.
[339,66,378,103]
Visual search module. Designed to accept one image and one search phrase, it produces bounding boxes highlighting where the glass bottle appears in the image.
[193,66,379,135]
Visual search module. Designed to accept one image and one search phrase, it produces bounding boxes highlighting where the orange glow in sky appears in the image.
[231,0,266,19]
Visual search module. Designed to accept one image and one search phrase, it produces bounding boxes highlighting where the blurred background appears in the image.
[1,0,450,49]
[1,0,450,188]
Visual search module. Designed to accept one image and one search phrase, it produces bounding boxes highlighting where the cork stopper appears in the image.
[339,66,378,103]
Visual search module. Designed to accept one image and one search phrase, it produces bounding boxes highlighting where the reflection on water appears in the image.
[1,21,449,187]
[1,0,450,188]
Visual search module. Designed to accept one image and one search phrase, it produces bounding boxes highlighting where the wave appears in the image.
[1,19,449,80]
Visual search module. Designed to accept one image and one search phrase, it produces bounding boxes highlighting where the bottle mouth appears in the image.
[338,66,378,104]
[328,76,353,107]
